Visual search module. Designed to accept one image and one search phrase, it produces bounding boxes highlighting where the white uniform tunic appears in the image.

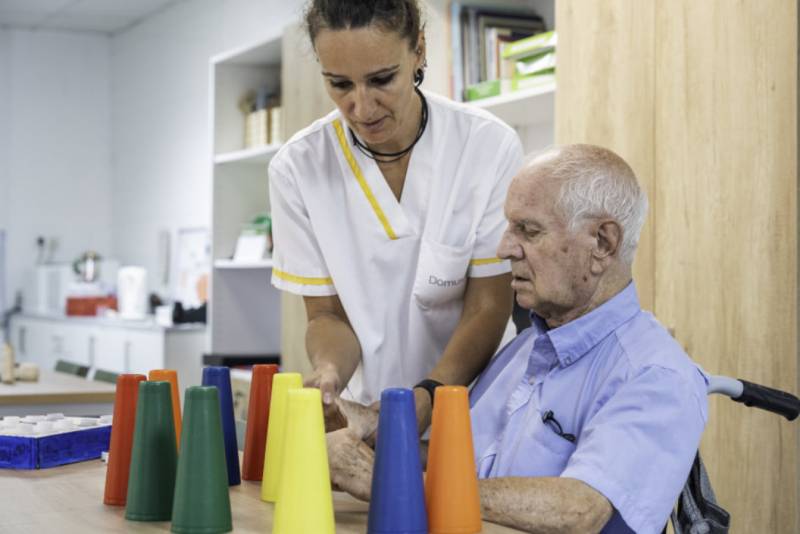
[269,91,523,404]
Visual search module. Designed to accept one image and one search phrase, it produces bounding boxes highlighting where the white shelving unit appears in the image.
[214,144,281,165]
[209,35,284,358]
[214,258,274,270]
[470,77,555,128]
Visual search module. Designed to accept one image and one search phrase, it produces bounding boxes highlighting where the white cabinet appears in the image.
[11,319,48,368]
[8,315,205,395]
[124,330,163,375]
[91,328,126,373]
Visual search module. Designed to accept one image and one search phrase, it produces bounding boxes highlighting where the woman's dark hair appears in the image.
[305,0,423,51]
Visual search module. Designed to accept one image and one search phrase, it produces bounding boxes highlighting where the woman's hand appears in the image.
[304,361,341,405]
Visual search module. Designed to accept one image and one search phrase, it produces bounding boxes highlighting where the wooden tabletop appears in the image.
[0,457,524,533]
[0,370,115,405]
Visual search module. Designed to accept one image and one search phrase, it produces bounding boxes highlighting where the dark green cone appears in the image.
[125,381,178,521]
[170,386,232,534]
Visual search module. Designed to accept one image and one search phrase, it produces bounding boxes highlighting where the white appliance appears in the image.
[117,266,148,320]
[24,260,120,316]
[25,264,74,315]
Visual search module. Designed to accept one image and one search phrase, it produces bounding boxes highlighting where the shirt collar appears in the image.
[531,282,641,368]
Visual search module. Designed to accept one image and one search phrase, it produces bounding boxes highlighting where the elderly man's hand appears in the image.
[326,427,374,502]
[328,397,379,441]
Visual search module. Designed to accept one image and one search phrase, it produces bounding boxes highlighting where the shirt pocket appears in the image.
[412,237,473,309]
[505,422,578,478]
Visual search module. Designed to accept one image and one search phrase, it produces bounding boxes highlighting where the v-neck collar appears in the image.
[332,105,433,240]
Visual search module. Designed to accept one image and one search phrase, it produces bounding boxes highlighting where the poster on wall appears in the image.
[172,227,210,309]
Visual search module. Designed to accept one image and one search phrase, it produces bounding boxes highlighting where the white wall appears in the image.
[0,29,112,306]
[110,0,305,296]
[0,31,10,314]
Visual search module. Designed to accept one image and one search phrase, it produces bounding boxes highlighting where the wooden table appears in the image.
[0,370,115,417]
[0,458,523,533]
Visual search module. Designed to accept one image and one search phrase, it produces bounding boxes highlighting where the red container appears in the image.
[66,296,117,316]
[103,373,146,506]
[241,364,279,480]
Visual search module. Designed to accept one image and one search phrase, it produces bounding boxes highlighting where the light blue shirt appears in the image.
[470,283,708,534]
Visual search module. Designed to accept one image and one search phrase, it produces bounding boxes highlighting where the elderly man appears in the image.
[326,144,708,534]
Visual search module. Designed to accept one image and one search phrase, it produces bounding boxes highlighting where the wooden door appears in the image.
[653,2,797,531]
[557,0,798,531]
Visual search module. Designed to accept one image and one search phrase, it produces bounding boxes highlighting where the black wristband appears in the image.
[413,378,444,408]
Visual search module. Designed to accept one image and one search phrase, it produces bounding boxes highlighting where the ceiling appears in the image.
[0,0,186,35]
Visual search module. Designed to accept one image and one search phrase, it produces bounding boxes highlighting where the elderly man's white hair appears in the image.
[524,144,648,265]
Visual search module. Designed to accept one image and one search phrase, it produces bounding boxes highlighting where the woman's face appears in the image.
[315,26,423,148]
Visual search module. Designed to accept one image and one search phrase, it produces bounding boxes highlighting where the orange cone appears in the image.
[103,373,147,506]
[148,369,182,447]
[241,364,278,480]
[425,385,482,534]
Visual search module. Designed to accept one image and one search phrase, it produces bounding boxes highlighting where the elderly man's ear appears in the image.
[589,220,622,275]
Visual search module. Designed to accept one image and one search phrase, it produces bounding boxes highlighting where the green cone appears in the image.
[171,386,232,534]
[125,381,178,521]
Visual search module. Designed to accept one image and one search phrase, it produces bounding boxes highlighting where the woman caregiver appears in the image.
[269,0,523,431]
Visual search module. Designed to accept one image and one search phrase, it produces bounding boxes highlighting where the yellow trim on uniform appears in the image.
[332,119,398,240]
[470,257,504,266]
[273,268,333,286]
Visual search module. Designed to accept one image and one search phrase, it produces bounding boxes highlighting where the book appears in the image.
[465,79,502,101]
[502,30,557,62]
[453,5,546,99]
[511,72,556,92]
[477,14,546,81]
[516,51,556,77]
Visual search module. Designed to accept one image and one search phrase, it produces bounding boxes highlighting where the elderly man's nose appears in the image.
[497,230,521,259]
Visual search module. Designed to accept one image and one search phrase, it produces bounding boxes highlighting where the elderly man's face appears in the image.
[497,169,598,322]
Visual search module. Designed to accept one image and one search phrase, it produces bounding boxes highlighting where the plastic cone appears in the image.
[149,369,182,448]
[272,388,334,534]
[368,388,428,534]
[241,364,278,481]
[425,386,482,534]
[125,381,178,521]
[260,372,302,502]
[170,386,232,534]
[104,373,147,506]
[201,366,240,486]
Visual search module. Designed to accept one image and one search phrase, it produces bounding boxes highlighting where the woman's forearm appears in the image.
[306,313,362,385]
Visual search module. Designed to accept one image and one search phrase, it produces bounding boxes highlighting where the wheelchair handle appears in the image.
[731,379,800,421]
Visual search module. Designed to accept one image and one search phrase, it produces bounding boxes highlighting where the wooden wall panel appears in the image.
[654,2,798,531]
[279,23,334,375]
[554,0,656,312]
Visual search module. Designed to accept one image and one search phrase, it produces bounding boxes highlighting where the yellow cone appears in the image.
[272,388,334,534]
[260,372,302,502]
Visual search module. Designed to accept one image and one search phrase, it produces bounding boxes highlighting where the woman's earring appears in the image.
[414,60,428,87]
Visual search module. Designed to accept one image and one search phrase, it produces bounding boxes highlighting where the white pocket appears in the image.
[412,237,473,309]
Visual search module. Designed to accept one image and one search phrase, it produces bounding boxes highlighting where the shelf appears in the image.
[211,35,282,67]
[214,258,274,270]
[214,144,281,165]
[469,77,556,128]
